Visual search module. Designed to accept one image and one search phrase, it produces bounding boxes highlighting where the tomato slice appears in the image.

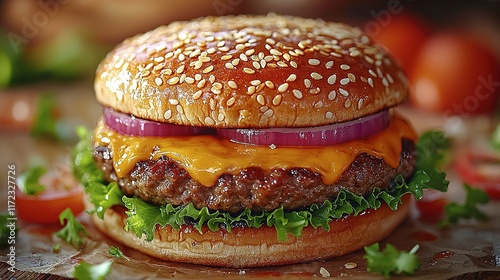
[16,166,85,224]
[416,189,447,223]
[454,150,500,200]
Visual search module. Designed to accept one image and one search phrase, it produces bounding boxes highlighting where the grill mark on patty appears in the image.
[93,139,415,213]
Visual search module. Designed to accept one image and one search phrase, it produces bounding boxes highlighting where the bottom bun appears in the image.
[89,195,411,268]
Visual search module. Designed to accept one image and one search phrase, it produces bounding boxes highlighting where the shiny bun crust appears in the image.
[95,14,408,128]
[89,195,410,268]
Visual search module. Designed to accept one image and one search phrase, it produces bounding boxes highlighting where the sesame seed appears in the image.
[206,47,216,54]
[263,108,274,117]
[308,59,320,66]
[348,73,356,82]
[358,99,364,109]
[179,73,186,83]
[382,77,389,87]
[189,49,201,58]
[325,111,333,119]
[243,68,255,74]
[211,82,222,94]
[197,79,206,88]
[221,54,232,61]
[340,78,350,86]
[247,86,256,95]
[209,75,215,83]
[278,83,289,93]
[340,64,350,70]
[314,101,323,109]
[144,63,154,70]
[286,74,297,82]
[292,89,303,99]
[339,88,349,96]
[153,57,164,63]
[228,80,238,89]
[327,74,337,85]
[328,90,336,100]
[155,77,163,86]
[272,95,282,105]
[217,113,224,121]
[345,99,352,108]
[266,38,276,45]
[176,65,185,74]
[169,98,179,105]
[176,104,183,114]
[231,59,240,66]
[325,61,334,69]
[256,94,265,105]
[193,61,203,70]
[167,77,179,85]
[377,67,384,78]
[245,49,255,56]
[195,74,202,81]
[218,46,229,52]
[311,72,323,80]
[204,116,215,125]
[256,83,265,92]
[165,52,174,59]
[309,87,320,94]
[235,44,245,51]
[265,81,274,89]
[344,262,357,269]
[250,80,261,86]
[226,97,236,106]
[240,53,248,61]
[164,109,172,119]
[203,65,214,73]
[386,73,394,84]
[252,61,261,69]
[290,61,298,68]
[350,50,361,57]
[364,56,374,64]
[217,40,225,47]
[254,58,263,68]
[193,90,203,100]
[209,98,216,110]
[225,62,235,69]
[304,79,312,88]
[270,49,282,56]
[368,77,374,88]
[277,61,288,68]
[283,53,291,61]
[178,53,186,61]
[369,69,377,77]
[184,77,195,84]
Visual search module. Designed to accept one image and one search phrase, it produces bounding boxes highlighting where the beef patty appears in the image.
[93,139,416,213]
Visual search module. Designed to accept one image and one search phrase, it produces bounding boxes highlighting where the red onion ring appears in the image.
[216,110,391,146]
[103,107,214,136]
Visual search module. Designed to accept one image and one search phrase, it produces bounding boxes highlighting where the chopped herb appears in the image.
[55,208,88,248]
[16,165,47,195]
[108,246,130,261]
[364,243,420,278]
[439,184,490,227]
[73,260,112,280]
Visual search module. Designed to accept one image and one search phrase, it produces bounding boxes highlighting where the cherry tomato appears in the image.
[454,150,500,199]
[416,189,447,223]
[16,166,85,224]
[369,13,430,72]
[410,32,500,115]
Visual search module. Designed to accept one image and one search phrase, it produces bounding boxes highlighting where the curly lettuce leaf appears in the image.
[72,128,450,242]
[56,208,88,248]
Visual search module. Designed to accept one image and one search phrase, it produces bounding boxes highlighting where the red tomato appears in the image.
[16,167,85,224]
[416,189,447,223]
[454,150,500,199]
[410,33,500,115]
[369,13,430,72]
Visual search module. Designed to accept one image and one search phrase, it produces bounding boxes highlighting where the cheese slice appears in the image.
[94,114,417,187]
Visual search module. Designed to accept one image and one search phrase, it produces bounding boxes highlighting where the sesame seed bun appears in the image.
[94,14,407,128]
[88,194,411,268]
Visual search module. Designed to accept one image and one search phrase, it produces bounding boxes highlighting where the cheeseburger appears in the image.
[76,14,441,268]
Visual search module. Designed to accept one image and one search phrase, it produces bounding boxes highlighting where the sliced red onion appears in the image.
[216,110,391,146]
[103,107,214,136]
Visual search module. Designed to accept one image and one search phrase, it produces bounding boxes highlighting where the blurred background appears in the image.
[1,0,499,197]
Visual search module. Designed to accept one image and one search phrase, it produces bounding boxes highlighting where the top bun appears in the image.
[95,14,407,128]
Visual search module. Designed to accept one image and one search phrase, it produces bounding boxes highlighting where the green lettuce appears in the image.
[72,128,449,242]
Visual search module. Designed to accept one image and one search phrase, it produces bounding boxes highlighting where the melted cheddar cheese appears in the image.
[94,114,417,187]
